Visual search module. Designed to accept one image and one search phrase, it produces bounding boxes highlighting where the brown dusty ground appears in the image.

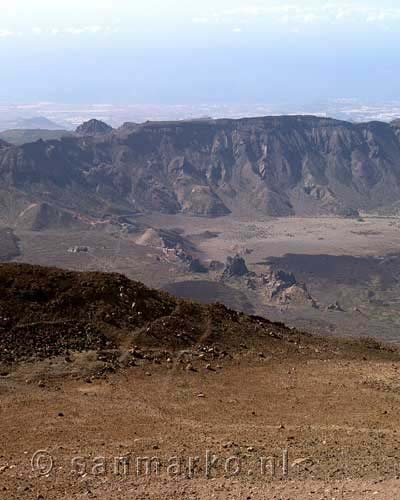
[2,350,400,499]
[139,215,400,261]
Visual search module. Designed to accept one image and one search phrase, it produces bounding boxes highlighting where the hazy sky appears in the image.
[0,0,399,105]
[2,0,400,43]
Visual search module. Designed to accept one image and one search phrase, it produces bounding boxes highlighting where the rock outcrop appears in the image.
[246,267,317,307]
[222,255,250,279]
[75,119,113,136]
[187,257,208,274]
[0,228,20,261]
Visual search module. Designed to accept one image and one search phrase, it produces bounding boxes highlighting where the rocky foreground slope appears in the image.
[0,262,291,363]
[2,116,400,220]
[0,263,396,368]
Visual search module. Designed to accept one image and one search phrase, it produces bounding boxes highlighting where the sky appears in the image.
[1,0,400,42]
[0,0,399,105]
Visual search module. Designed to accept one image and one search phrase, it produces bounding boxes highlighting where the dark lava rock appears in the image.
[327,301,344,312]
[0,228,20,261]
[222,255,249,279]
[273,270,297,287]
[188,258,208,274]
[209,260,225,272]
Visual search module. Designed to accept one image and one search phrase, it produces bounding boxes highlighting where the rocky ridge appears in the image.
[2,116,400,220]
[221,255,317,307]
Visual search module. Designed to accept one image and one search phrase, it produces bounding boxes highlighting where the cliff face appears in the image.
[2,115,400,218]
[0,138,10,149]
